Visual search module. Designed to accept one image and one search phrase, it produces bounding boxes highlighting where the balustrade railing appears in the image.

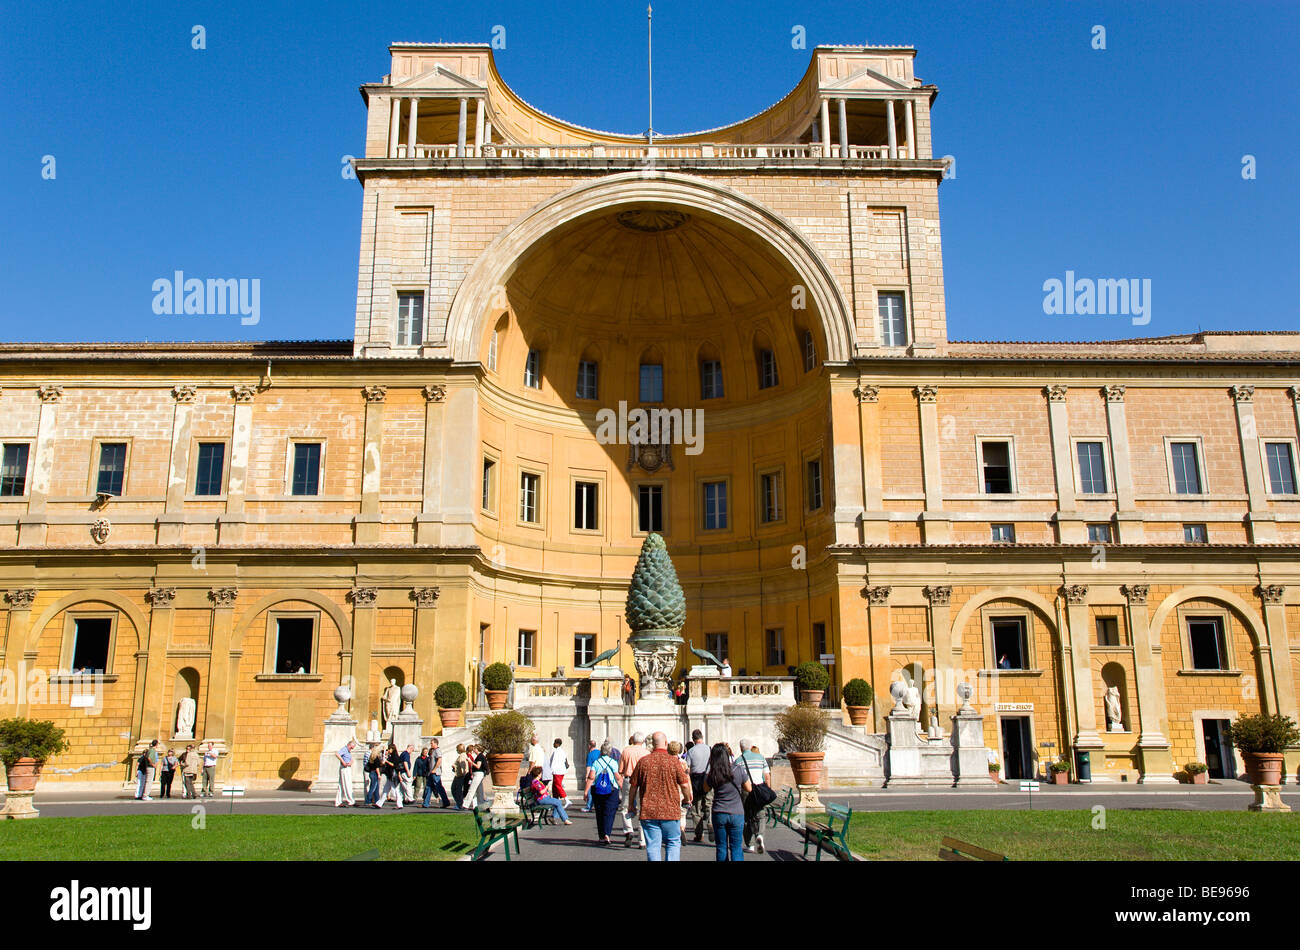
[391,142,914,162]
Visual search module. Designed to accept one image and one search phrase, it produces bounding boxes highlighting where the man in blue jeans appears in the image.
[628,731,693,861]
[423,738,450,807]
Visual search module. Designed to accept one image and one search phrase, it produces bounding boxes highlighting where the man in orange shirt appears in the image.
[617,732,647,847]
[628,731,693,861]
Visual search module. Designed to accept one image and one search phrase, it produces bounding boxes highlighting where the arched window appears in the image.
[753,332,778,390]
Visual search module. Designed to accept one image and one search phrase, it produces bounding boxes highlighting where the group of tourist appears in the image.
[133,739,220,801]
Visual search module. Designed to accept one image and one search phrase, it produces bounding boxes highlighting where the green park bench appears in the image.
[516,787,556,828]
[802,802,854,861]
[471,805,524,861]
[938,836,1008,861]
[767,786,798,829]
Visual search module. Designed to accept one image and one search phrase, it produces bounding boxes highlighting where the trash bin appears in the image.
[1075,750,1091,783]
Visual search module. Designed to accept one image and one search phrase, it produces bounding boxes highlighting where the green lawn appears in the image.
[0,812,479,861]
[836,809,1300,861]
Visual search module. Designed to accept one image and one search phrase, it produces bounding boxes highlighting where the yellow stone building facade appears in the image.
[1,43,1297,786]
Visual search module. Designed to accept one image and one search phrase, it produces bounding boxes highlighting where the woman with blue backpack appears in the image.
[584,739,622,844]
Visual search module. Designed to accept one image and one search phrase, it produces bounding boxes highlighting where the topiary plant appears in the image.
[482,662,513,692]
[842,678,874,708]
[1049,757,1071,774]
[0,718,70,769]
[434,680,467,709]
[473,710,535,755]
[794,660,830,693]
[1226,713,1300,753]
[774,704,829,753]
[1184,761,1208,775]
[625,533,686,634]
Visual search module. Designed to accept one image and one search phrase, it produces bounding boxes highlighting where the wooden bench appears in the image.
[802,802,854,861]
[516,787,556,828]
[766,786,798,829]
[938,836,1008,861]
[471,805,524,861]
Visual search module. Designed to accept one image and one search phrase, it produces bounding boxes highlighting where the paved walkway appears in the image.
[482,805,814,862]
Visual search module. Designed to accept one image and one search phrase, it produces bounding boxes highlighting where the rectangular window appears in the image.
[805,458,823,511]
[1183,523,1208,543]
[70,617,112,673]
[1076,441,1108,494]
[992,617,1027,670]
[517,630,535,667]
[1187,617,1226,670]
[706,633,728,663]
[637,484,664,533]
[487,331,498,372]
[990,523,1015,543]
[803,330,817,372]
[274,617,315,674]
[1170,441,1203,494]
[639,363,664,403]
[703,480,728,531]
[519,472,540,523]
[1265,442,1297,494]
[1095,617,1120,647]
[760,471,782,523]
[812,621,828,658]
[481,458,496,513]
[290,443,321,496]
[758,349,778,389]
[194,442,225,496]
[96,442,127,496]
[524,349,541,389]
[879,292,907,347]
[765,628,785,667]
[0,443,30,496]
[574,634,595,668]
[396,291,424,346]
[700,359,724,399]
[1087,522,1113,543]
[576,360,599,400]
[981,441,1013,494]
[574,480,599,530]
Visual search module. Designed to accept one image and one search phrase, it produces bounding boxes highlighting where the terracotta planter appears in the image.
[989,768,1001,783]
[846,705,871,726]
[1242,751,1284,786]
[1189,771,1207,785]
[799,690,825,708]
[437,708,462,729]
[487,752,524,788]
[485,690,508,710]
[5,757,42,792]
[1050,770,1069,785]
[787,751,825,787]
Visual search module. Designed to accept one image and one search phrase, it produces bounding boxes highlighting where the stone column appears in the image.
[916,385,950,543]
[159,385,197,544]
[904,100,916,159]
[411,587,440,725]
[1122,584,1176,782]
[204,588,237,741]
[1104,385,1143,542]
[407,97,419,157]
[886,100,897,159]
[456,97,468,157]
[388,97,402,157]
[416,384,446,544]
[220,385,256,544]
[819,98,831,157]
[356,386,386,544]
[483,120,492,148]
[837,97,848,156]
[474,99,485,156]
[1045,385,1082,543]
[1061,585,1102,751]
[137,587,178,741]
[18,385,62,548]
[349,588,379,728]
[1,589,36,716]
[1231,386,1276,542]
[862,586,891,733]
[1256,585,1296,720]
[924,585,953,724]
[856,383,887,543]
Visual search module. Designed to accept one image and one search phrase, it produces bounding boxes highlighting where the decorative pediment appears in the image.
[392,64,485,92]
[823,66,912,93]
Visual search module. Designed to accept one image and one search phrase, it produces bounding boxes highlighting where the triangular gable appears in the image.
[824,66,910,92]
[393,64,485,92]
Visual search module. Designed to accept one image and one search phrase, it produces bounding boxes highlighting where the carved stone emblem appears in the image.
[90,518,112,544]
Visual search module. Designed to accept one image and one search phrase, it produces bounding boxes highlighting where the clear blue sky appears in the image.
[2,1,1296,344]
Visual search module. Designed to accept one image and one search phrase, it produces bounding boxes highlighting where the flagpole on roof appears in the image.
[647,4,654,143]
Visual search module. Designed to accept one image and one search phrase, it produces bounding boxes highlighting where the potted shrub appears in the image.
[482,662,513,710]
[1226,713,1300,786]
[775,704,828,787]
[434,680,467,729]
[1049,756,1071,785]
[473,709,534,788]
[988,761,1002,783]
[842,677,874,726]
[0,718,70,791]
[794,661,830,707]
[1184,761,1208,785]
